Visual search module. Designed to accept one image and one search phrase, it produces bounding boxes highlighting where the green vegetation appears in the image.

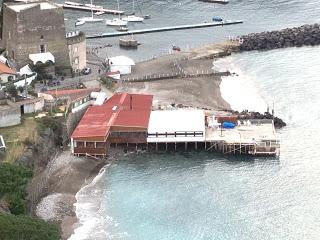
[100,76,115,90]
[0,117,38,163]
[0,163,32,215]
[0,116,62,240]
[0,214,60,240]
[5,83,18,97]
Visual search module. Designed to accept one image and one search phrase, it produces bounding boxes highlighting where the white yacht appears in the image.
[75,0,103,26]
[106,18,128,26]
[122,15,144,22]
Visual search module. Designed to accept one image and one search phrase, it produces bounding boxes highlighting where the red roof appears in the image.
[71,92,153,139]
[45,87,100,101]
[0,62,16,75]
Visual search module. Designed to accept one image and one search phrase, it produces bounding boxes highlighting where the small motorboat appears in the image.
[95,11,105,16]
[122,15,144,22]
[75,19,85,26]
[75,16,103,26]
[143,14,151,19]
[106,18,128,26]
[117,26,129,32]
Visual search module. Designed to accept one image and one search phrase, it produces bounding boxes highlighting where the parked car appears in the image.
[40,87,48,92]
[48,80,60,87]
[172,45,181,51]
[82,67,91,75]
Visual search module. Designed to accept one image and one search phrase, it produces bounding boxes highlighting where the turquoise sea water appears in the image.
[70,45,320,240]
[67,1,320,239]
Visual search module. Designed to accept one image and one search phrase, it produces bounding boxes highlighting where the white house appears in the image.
[107,56,135,75]
[0,62,16,83]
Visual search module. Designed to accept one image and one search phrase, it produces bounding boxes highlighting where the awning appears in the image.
[29,52,55,65]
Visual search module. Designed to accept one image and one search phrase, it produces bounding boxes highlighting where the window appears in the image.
[40,44,46,53]
[74,57,79,64]
[74,46,78,53]
[40,35,44,40]
[86,142,94,148]
[96,142,105,148]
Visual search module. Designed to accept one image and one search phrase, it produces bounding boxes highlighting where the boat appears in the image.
[95,11,105,16]
[74,0,103,26]
[75,19,85,26]
[119,35,139,48]
[122,0,144,22]
[106,18,128,26]
[212,17,223,22]
[199,0,229,4]
[65,1,83,6]
[84,3,103,8]
[106,0,127,26]
[122,15,144,22]
[117,26,129,32]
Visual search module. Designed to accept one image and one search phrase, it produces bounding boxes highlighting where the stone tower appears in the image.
[0,1,71,73]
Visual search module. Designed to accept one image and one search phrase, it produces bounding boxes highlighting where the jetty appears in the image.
[86,20,243,39]
[57,3,124,15]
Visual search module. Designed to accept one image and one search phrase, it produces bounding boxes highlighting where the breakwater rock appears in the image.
[235,110,286,129]
[239,23,320,51]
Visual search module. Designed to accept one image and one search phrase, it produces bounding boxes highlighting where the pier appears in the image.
[86,20,243,39]
[57,3,124,15]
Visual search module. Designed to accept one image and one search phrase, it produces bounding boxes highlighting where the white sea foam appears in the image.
[68,165,113,240]
[214,57,268,113]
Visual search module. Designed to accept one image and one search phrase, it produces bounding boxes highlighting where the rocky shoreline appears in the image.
[239,23,320,51]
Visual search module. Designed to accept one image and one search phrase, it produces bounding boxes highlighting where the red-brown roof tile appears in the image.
[0,62,16,75]
[71,92,153,140]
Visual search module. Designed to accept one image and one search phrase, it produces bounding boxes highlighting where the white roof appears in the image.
[0,55,7,64]
[19,64,33,75]
[108,56,135,66]
[29,52,55,65]
[8,2,58,12]
[147,110,205,143]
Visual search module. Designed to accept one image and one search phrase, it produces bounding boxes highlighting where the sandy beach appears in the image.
[28,152,108,240]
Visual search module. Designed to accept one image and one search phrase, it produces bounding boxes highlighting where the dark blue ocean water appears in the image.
[68,1,320,239]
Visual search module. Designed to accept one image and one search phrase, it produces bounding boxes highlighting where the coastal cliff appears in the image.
[239,23,320,51]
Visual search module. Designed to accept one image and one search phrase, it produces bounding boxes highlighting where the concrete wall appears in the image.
[1,3,71,73]
[0,105,20,127]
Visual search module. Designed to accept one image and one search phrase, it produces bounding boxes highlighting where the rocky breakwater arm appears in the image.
[239,23,320,51]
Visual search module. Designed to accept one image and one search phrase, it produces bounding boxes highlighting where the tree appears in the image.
[0,214,60,240]
[17,86,24,94]
[6,83,17,97]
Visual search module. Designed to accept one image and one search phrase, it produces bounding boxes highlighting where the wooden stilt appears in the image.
[156,142,158,151]
[195,142,197,150]
[166,142,168,151]
[175,142,177,151]
[185,142,187,151]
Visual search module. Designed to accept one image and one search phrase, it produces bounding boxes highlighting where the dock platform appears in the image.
[57,3,124,15]
[86,20,243,39]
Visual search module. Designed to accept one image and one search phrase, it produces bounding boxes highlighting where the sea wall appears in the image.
[239,23,320,51]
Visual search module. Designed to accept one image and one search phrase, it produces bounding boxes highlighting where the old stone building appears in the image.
[0,1,71,73]
[66,31,87,73]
